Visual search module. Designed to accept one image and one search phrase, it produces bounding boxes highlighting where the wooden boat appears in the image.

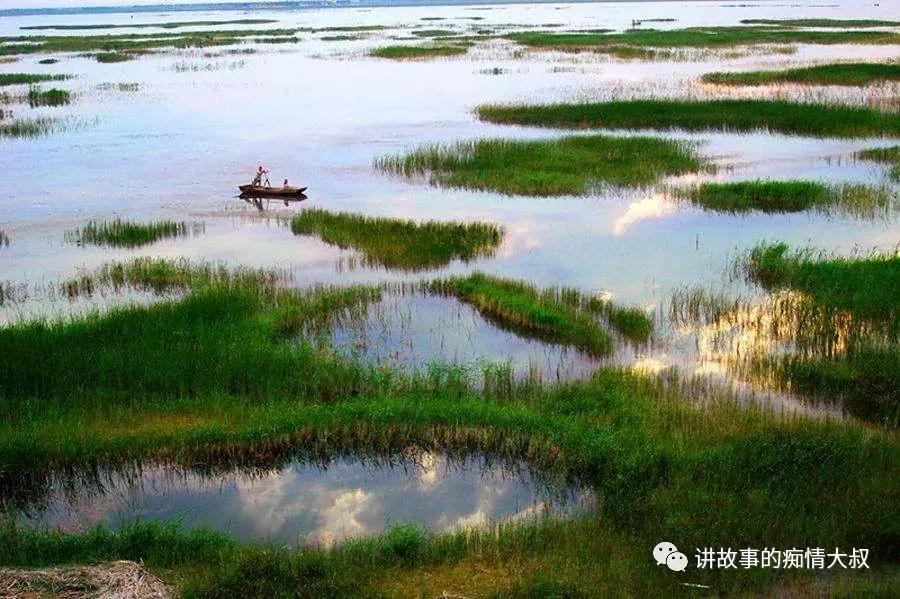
[238,184,307,199]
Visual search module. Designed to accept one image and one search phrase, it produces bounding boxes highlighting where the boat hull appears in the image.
[238,184,307,199]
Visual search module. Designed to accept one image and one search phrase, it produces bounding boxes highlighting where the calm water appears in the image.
[14,454,592,546]
[1,4,898,403]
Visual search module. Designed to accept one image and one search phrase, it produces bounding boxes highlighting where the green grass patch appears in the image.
[411,29,457,38]
[0,72,70,86]
[93,51,135,63]
[506,26,898,53]
[68,219,203,248]
[741,18,900,28]
[428,273,647,355]
[702,62,900,86]
[369,44,469,59]
[677,180,896,217]
[26,86,70,107]
[376,135,702,195]
[289,208,502,271]
[21,19,278,31]
[477,99,900,138]
[742,243,899,423]
[857,145,900,180]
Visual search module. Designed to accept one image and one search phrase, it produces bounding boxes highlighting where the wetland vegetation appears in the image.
[701,62,900,87]
[857,145,900,180]
[26,86,70,107]
[290,209,502,271]
[0,72,71,86]
[676,180,896,217]
[477,99,900,138]
[0,261,894,595]
[376,135,702,195]
[67,219,204,248]
[370,44,469,59]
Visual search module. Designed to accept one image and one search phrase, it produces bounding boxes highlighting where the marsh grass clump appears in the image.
[0,72,71,86]
[369,44,469,59]
[477,99,900,138]
[676,180,896,217]
[68,219,204,248]
[428,273,651,356]
[856,145,900,180]
[701,62,900,87]
[0,116,57,138]
[289,209,503,271]
[376,136,702,195]
[411,29,457,38]
[740,18,900,28]
[37,58,58,64]
[93,51,135,63]
[26,86,70,107]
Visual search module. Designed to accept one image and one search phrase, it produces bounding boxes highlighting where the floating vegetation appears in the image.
[740,18,900,28]
[701,62,900,87]
[26,86,70,107]
[93,51,135,63]
[370,44,469,59]
[21,19,279,31]
[376,136,702,195]
[67,219,204,248]
[289,209,502,271]
[675,180,896,217]
[0,72,71,86]
[856,145,900,180]
[95,82,140,92]
[36,58,58,64]
[477,99,900,138]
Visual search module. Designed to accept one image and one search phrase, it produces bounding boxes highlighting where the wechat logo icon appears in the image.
[654,541,688,572]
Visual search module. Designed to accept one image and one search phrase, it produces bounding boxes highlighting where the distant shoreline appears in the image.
[1,0,755,19]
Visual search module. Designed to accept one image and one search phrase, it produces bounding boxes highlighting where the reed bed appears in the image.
[68,219,204,248]
[289,208,503,271]
[369,44,469,59]
[701,62,900,87]
[26,86,70,107]
[0,117,57,138]
[857,145,900,180]
[675,180,896,217]
[0,72,71,86]
[740,18,900,28]
[477,99,900,138]
[93,51,135,63]
[376,136,702,195]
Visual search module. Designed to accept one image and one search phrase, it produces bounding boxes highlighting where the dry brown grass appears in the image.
[0,560,172,599]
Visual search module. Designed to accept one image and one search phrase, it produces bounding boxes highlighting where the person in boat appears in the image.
[252,166,271,188]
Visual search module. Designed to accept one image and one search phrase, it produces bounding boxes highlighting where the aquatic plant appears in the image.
[68,219,204,248]
[370,44,468,59]
[740,18,900,28]
[36,58,58,64]
[376,136,702,195]
[0,72,71,86]
[21,19,279,31]
[26,86,70,107]
[289,208,503,271]
[0,116,57,138]
[675,180,896,217]
[701,62,900,87]
[856,145,900,180]
[477,99,900,138]
[93,51,135,63]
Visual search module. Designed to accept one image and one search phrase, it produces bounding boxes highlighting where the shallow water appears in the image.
[1,0,898,408]
[13,453,592,546]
